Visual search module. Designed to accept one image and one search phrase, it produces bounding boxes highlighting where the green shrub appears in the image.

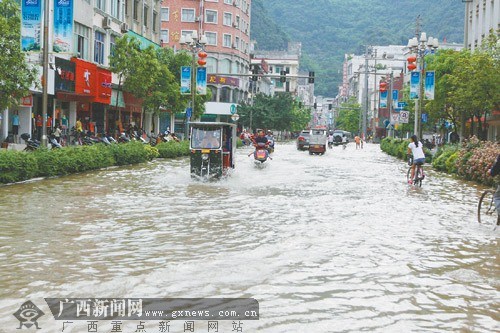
[108,141,150,165]
[156,140,190,158]
[445,152,459,174]
[0,150,38,183]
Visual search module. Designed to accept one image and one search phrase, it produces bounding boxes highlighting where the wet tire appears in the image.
[478,190,498,225]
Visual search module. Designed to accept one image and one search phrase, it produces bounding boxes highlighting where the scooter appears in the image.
[249,142,272,165]
[48,135,62,149]
[21,133,40,151]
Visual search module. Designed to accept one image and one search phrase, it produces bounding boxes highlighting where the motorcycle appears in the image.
[48,135,62,149]
[21,133,40,151]
[250,142,271,165]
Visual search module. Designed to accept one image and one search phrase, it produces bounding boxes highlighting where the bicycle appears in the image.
[406,156,425,187]
[477,188,500,227]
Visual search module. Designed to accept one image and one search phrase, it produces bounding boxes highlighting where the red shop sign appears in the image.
[71,58,97,97]
[20,95,33,107]
[95,68,112,104]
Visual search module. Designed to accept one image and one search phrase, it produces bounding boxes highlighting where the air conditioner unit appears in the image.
[194,16,201,22]
[232,43,238,49]
[120,22,129,32]
[232,22,238,28]
[103,17,112,29]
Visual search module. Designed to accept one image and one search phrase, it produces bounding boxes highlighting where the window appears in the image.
[111,0,122,19]
[160,30,169,45]
[153,11,157,31]
[144,6,149,26]
[110,34,116,57]
[223,34,231,48]
[224,0,232,4]
[96,0,106,11]
[234,37,239,49]
[94,31,105,64]
[205,32,217,46]
[219,59,230,73]
[205,10,217,24]
[74,23,90,60]
[223,12,232,26]
[133,0,139,20]
[161,8,169,21]
[181,8,195,22]
[206,58,216,73]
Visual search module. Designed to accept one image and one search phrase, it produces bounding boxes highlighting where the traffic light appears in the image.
[280,70,286,83]
[251,66,258,82]
[308,71,315,83]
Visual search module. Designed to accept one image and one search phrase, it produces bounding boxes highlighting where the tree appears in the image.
[0,0,38,112]
[335,97,361,134]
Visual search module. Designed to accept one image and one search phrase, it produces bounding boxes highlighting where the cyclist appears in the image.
[407,135,425,185]
[487,154,500,224]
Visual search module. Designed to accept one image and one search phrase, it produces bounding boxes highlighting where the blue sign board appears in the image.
[398,102,407,108]
[421,113,428,123]
[186,107,192,118]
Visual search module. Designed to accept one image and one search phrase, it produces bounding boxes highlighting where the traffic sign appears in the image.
[230,104,237,114]
[186,107,192,118]
[231,113,240,121]
[398,102,407,108]
[399,111,409,123]
[421,113,428,123]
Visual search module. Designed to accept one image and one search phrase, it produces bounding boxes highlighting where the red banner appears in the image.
[72,58,97,97]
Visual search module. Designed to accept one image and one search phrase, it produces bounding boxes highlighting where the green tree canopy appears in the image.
[0,0,38,111]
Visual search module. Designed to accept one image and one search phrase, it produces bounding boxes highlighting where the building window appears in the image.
[206,58,216,73]
[205,32,217,46]
[94,31,105,64]
[74,22,90,60]
[96,0,106,11]
[205,10,217,24]
[133,0,139,20]
[219,59,230,73]
[181,8,195,22]
[144,6,149,26]
[220,87,231,103]
[224,0,232,4]
[111,0,122,19]
[223,34,231,48]
[110,34,116,57]
[153,11,157,31]
[234,37,239,49]
[161,8,169,21]
[223,12,232,26]
[160,30,169,45]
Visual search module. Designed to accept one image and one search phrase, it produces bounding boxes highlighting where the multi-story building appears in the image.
[464,0,500,141]
[464,0,500,51]
[1,0,160,144]
[159,0,251,125]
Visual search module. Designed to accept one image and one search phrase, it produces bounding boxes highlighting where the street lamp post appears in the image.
[407,32,439,138]
[179,31,207,138]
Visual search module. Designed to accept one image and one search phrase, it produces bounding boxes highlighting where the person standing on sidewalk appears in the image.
[12,111,20,143]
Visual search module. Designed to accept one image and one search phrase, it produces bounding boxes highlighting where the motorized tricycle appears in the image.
[308,128,328,155]
[189,122,237,180]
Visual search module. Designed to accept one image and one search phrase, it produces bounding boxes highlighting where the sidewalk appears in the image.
[0,143,26,151]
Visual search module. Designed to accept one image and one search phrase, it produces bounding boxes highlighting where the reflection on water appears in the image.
[0,143,498,332]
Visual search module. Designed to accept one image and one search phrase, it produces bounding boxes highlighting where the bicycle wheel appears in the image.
[477,190,498,225]
[406,168,412,183]
[414,166,423,187]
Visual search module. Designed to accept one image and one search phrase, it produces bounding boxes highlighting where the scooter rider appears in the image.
[254,130,269,146]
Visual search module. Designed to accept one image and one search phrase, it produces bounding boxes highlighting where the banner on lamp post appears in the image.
[196,67,207,95]
[53,0,73,53]
[180,66,192,95]
[410,72,420,100]
[380,90,388,108]
[424,71,435,100]
[392,89,399,109]
[21,0,42,52]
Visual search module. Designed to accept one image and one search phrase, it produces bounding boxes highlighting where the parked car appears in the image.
[296,130,310,150]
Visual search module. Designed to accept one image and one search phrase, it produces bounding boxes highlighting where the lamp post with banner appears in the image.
[407,31,439,138]
[180,31,207,138]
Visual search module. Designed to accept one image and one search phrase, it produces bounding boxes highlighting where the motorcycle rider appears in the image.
[253,130,269,146]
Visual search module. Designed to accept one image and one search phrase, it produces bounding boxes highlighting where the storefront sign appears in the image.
[95,68,112,104]
[72,58,97,97]
[53,0,73,53]
[20,95,33,107]
[207,75,239,87]
[55,57,76,92]
[21,0,42,52]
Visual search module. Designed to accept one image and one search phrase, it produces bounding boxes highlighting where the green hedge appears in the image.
[380,137,432,162]
[0,140,186,184]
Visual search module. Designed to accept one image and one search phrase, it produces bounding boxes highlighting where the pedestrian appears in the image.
[53,125,62,143]
[36,114,43,141]
[354,135,361,149]
[12,111,20,143]
[75,118,83,144]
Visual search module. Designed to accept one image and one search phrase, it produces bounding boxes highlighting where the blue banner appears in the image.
[196,67,207,95]
[53,0,73,53]
[424,71,435,100]
[410,72,420,100]
[21,0,42,52]
[392,89,398,108]
[180,66,191,95]
[380,90,388,108]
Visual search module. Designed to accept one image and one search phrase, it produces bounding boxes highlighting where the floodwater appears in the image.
[0,142,498,332]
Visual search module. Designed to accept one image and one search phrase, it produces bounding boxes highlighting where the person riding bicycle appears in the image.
[487,154,500,223]
[407,135,425,185]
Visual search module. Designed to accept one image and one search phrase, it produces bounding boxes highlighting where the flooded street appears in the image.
[0,142,498,332]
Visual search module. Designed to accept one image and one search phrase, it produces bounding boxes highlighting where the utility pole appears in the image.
[362,46,370,140]
[41,0,50,147]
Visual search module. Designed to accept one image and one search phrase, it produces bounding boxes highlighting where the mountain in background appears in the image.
[250,0,465,96]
